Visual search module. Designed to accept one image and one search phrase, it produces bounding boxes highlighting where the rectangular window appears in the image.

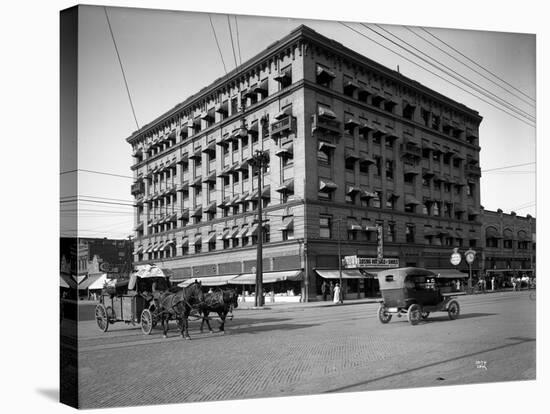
[385,160,394,180]
[467,183,475,196]
[318,143,332,165]
[231,97,239,115]
[278,65,292,89]
[194,241,202,254]
[372,191,381,208]
[208,232,216,251]
[406,224,415,243]
[319,215,332,238]
[374,156,382,176]
[387,222,396,242]
[433,201,440,216]
[316,64,334,88]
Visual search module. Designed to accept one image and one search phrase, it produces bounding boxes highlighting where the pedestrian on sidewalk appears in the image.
[512,277,517,291]
[491,276,496,291]
[333,283,341,304]
[321,280,328,301]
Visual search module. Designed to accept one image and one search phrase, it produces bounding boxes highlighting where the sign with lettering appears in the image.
[344,256,399,268]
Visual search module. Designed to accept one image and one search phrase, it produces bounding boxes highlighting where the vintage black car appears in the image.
[377,267,466,325]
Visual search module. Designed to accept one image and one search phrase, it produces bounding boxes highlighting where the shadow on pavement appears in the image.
[421,312,497,323]
[232,322,318,334]
[326,336,535,393]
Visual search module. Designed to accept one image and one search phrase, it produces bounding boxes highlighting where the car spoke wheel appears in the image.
[141,309,154,335]
[95,304,109,332]
[378,305,392,324]
[447,300,460,320]
[407,304,421,326]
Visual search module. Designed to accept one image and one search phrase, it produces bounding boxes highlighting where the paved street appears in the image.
[75,290,536,408]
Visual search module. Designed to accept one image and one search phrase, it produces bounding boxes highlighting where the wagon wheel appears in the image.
[95,304,109,332]
[447,300,460,320]
[421,311,430,320]
[377,305,392,324]
[407,304,422,326]
[141,309,154,335]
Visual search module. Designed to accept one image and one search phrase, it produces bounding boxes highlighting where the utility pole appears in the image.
[250,149,269,307]
[337,219,343,304]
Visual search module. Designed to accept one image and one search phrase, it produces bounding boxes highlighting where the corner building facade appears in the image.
[127,25,483,301]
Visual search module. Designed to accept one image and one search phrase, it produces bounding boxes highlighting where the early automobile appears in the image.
[376,267,466,326]
[95,264,172,334]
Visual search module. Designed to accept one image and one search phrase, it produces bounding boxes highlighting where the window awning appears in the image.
[276,178,294,194]
[190,148,202,159]
[237,159,250,171]
[190,205,203,217]
[318,106,336,119]
[360,155,376,165]
[274,106,293,120]
[203,201,217,213]
[191,176,203,187]
[215,101,228,113]
[316,66,336,80]
[422,141,436,151]
[176,237,189,248]
[278,216,294,231]
[424,228,438,237]
[275,142,294,157]
[246,223,259,237]
[404,166,420,176]
[178,208,189,220]
[217,197,231,208]
[273,70,291,82]
[261,185,271,199]
[78,274,107,290]
[318,141,336,151]
[236,192,249,204]
[177,181,189,192]
[178,275,240,287]
[194,234,202,245]
[316,269,366,279]
[503,229,515,240]
[227,194,241,207]
[231,270,303,285]
[486,227,503,239]
[344,149,360,160]
[236,226,249,238]
[204,232,217,243]
[217,229,230,240]
[248,120,259,135]
[468,207,480,216]
[203,171,216,182]
[346,186,362,195]
[319,179,338,192]
[153,241,163,252]
[348,219,362,231]
[454,204,466,212]
[404,194,421,205]
[360,189,377,199]
[144,244,154,254]
[359,121,374,133]
[228,227,240,239]
[134,222,144,231]
[345,117,360,128]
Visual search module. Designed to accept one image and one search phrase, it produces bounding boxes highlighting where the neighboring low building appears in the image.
[480,208,536,283]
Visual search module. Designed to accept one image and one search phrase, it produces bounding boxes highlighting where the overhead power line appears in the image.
[227,15,238,69]
[60,168,133,179]
[209,14,227,75]
[103,7,140,131]
[419,27,535,103]
[482,162,535,172]
[234,15,242,65]
[405,26,535,109]
[338,22,535,128]
[367,24,534,123]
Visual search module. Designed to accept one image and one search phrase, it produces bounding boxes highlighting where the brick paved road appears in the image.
[75,291,535,408]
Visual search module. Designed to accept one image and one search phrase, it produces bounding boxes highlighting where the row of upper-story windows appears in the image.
[131,64,295,160]
[314,63,478,143]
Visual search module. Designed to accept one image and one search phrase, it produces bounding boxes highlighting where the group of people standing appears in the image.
[321,280,343,304]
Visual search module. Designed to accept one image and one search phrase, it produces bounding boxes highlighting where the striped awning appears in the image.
[231,270,303,285]
[316,269,366,279]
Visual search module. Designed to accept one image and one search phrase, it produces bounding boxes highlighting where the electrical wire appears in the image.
[419,27,535,103]
[103,7,140,131]
[482,162,535,172]
[367,24,534,123]
[209,14,227,75]
[60,168,133,179]
[338,22,535,128]
[404,26,535,109]
[234,15,242,65]
[227,15,238,69]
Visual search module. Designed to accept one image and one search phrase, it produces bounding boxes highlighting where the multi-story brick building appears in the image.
[127,25,483,301]
[480,208,536,284]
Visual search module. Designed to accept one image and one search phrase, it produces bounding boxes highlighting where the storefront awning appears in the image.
[433,269,469,279]
[316,269,367,279]
[79,274,106,290]
[178,275,240,287]
[231,270,303,285]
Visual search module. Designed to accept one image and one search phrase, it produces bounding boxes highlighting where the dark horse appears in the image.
[156,281,204,339]
[199,288,239,334]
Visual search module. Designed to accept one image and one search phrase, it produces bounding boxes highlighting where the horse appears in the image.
[199,288,239,334]
[156,281,204,339]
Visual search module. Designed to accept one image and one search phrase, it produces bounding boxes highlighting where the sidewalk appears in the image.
[236,296,382,311]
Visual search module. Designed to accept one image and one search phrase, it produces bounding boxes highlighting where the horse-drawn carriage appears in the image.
[376,267,465,326]
[95,265,239,338]
[94,264,174,334]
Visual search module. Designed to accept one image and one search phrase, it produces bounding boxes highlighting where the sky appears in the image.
[62,4,536,239]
